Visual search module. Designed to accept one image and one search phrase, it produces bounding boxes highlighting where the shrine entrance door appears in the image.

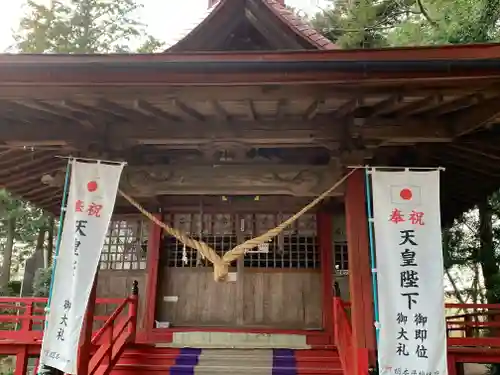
[156,210,323,329]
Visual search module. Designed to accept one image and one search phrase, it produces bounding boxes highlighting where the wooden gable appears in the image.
[167,0,337,52]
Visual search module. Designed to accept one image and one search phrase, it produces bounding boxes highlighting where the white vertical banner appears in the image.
[40,160,124,374]
[372,170,447,375]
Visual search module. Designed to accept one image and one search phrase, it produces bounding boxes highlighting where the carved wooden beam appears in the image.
[0,118,453,147]
[45,164,344,197]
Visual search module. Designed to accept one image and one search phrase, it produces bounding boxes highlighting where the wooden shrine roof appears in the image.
[0,44,500,222]
[166,0,337,51]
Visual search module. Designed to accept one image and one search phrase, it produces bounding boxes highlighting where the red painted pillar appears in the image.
[345,169,376,366]
[77,276,98,375]
[143,213,162,340]
[318,212,334,343]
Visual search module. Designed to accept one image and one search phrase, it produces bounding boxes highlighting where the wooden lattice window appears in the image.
[334,242,349,274]
[242,213,319,269]
[163,213,320,269]
[163,213,238,268]
[100,217,149,270]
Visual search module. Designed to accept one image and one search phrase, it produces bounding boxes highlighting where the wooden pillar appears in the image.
[77,276,98,375]
[318,212,334,342]
[345,170,376,364]
[143,213,162,340]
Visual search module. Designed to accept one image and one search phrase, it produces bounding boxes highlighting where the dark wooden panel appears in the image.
[157,268,238,327]
[242,271,322,329]
[95,270,147,330]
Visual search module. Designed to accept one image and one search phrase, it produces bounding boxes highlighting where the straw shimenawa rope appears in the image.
[118,168,358,281]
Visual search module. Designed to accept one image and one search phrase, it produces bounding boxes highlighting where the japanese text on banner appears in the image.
[39,161,124,374]
[372,171,447,375]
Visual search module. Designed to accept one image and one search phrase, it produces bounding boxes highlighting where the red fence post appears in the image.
[22,301,34,332]
[357,348,369,375]
[14,347,29,375]
[464,315,472,338]
[447,354,457,375]
[128,280,139,341]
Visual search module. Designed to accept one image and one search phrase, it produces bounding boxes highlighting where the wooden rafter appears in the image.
[173,99,205,122]
[370,94,402,116]
[4,163,62,189]
[61,100,125,122]
[450,96,500,137]
[0,153,57,177]
[395,95,443,116]
[426,93,483,116]
[434,150,500,178]
[276,99,287,119]
[211,100,229,122]
[449,144,500,162]
[0,150,44,169]
[134,100,181,122]
[17,100,79,121]
[303,99,323,120]
[332,98,363,118]
[246,100,257,120]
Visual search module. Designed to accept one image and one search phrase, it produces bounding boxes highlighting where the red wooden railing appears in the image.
[0,283,139,375]
[335,300,500,375]
[88,282,138,375]
[333,297,369,375]
[445,303,500,350]
[0,297,126,343]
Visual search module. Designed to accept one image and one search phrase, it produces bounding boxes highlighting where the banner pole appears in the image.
[45,159,72,317]
[38,159,71,375]
[364,168,380,344]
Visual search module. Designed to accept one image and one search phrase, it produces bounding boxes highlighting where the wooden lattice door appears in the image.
[157,213,240,326]
[156,211,322,329]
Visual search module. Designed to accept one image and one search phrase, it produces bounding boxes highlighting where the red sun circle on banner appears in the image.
[87,181,98,192]
[399,188,413,200]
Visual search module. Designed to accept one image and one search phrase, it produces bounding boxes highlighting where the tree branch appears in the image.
[415,0,438,27]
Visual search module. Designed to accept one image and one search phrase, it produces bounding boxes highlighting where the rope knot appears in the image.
[213,261,230,282]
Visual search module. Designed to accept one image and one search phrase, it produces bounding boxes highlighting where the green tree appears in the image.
[12,0,164,53]
[310,0,430,48]
[9,0,163,295]
[310,1,500,310]
[0,189,51,293]
[310,0,500,48]
[386,0,500,45]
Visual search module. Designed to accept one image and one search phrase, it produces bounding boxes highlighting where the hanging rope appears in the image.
[118,168,358,281]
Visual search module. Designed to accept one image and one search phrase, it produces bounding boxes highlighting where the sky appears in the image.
[0,0,328,51]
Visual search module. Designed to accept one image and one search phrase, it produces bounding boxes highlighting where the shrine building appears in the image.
[1,0,500,374]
